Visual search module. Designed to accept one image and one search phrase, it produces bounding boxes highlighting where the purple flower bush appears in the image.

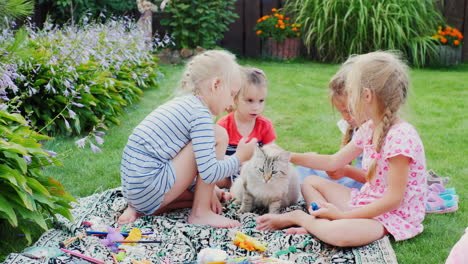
[0,17,169,238]
[1,18,163,139]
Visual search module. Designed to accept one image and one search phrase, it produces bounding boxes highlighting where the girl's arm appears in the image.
[343,155,409,218]
[315,155,410,220]
[327,165,366,183]
[290,141,362,172]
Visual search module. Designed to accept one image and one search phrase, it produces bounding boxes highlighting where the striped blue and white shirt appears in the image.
[121,94,240,214]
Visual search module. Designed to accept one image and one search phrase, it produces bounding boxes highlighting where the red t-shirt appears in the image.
[217,112,277,151]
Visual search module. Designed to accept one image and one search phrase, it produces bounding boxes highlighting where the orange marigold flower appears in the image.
[441,38,447,44]
[454,40,460,45]
[275,25,279,28]
[292,27,298,32]
[256,30,262,35]
[285,17,290,20]
[280,25,285,29]
[272,8,277,12]
[257,18,262,23]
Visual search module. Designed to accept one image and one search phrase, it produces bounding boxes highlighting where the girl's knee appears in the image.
[324,221,385,247]
[326,233,357,247]
[301,175,323,189]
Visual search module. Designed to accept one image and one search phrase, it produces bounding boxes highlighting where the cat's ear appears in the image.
[278,151,291,163]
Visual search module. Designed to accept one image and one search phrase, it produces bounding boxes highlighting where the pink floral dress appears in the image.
[350,120,427,241]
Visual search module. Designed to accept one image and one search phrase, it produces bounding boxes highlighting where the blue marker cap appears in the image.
[310,202,319,211]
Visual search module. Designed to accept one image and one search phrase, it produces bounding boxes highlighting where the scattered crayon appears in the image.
[310,202,319,211]
[60,248,104,264]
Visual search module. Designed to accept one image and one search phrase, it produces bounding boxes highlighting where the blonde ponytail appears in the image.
[366,108,396,181]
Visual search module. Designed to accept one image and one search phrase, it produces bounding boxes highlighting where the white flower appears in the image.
[75,138,86,148]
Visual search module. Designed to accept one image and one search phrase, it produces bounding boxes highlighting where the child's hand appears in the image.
[326,168,345,180]
[309,202,344,220]
[211,190,223,214]
[235,137,258,163]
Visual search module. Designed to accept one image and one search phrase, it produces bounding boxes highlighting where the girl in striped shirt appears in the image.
[118,50,258,228]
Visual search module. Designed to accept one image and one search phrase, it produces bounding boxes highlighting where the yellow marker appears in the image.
[232,231,267,252]
[125,228,142,242]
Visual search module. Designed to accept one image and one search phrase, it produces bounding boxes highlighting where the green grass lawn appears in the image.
[2,60,467,263]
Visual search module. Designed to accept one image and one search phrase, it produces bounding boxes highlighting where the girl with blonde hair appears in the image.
[119,50,258,228]
[297,57,364,189]
[257,51,427,246]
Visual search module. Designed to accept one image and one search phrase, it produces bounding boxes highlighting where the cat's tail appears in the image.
[286,165,302,206]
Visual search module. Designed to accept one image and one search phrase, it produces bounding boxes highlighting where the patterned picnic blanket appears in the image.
[3,188,398,264]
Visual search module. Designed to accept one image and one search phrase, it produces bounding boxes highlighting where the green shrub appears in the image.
[159,0,238,49]
[37,0,138,24]
[0,0,34,27]
[285,0,444,67]
[0,109,75,244]
[2,19,161,136]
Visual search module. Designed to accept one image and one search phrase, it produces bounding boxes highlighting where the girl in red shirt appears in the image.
[216,67,277,188]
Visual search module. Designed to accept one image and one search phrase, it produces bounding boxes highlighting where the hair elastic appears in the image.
[252,68,265,75]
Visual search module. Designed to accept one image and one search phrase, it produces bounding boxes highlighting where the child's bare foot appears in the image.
[188,211,241,228]
[256,210,308,231]
[284,227,308,234]
[118,205,140,225]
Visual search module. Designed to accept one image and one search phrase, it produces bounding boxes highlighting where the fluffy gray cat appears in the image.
[231,145,301,214]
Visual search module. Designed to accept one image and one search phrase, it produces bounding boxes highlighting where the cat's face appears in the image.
[253,146,290,183]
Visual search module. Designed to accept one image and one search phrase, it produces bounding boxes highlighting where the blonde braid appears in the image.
[343,51,409,181]
[179,61,197,94]
[366,107,396,181]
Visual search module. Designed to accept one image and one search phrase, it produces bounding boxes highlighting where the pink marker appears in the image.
[60,248,105,264]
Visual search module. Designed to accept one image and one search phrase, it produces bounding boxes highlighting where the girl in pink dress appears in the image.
[256,51,427,246]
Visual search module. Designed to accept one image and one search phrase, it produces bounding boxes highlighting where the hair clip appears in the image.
[252,68,265,75]
[371,153,382,160]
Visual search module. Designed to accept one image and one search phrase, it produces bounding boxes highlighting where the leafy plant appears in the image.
[0,109,75,244]
[254,8,301,41]
[285,0,445,67]
[432,25,464,47]
[159,0,238,49]
[0,0,34,27]
[37,0,138,24]
[1,18,161,137]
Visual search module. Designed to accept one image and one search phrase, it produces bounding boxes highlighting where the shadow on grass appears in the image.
[0,220,44,261]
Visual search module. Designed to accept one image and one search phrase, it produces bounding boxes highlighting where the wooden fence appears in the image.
[30,0,467,61]
[442,0,468,61]
[221,0,468,61]
[220,0,283,57]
